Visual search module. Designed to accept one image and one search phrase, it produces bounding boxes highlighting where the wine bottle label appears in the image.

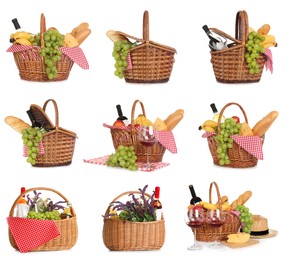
[156,208,162,221]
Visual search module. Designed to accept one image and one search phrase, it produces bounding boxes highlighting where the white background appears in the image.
[0,0,285,258]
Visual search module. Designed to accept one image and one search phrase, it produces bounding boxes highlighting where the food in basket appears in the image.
[201,103,279,166]
[153,118,168,131]
[10,31,33,45]
[106,145,138,171]
[8,187,78,252]
[230,191,252,209]
[107,11,176,83]
[164,109,184,131]
[5,116,30,133]
[252,111,279,136]
[227,233,250,243]
[134,114,153,126]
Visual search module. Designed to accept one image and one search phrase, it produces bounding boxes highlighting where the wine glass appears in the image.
[138,126,157,170]
[206,209,226,248]
[184,208,205,250]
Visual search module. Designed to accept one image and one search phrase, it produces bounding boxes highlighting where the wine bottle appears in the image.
[189,185,202,205]
[154,186,162,221]
[210,103,225,123]
[202,25,227,51]
[116,104,128,125]
[16,187,29,217]
[26,110,42,128]
[12,18,21,30]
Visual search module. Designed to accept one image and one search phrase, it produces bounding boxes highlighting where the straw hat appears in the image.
[250,215,278,239]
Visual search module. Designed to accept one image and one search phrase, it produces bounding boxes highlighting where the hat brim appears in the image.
[250,229,278,239]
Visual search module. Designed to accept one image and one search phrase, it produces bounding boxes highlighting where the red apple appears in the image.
[232,116,240,123]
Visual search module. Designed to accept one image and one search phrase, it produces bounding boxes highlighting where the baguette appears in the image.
[230,191,252,209]
[71,22,89,37]
[5,116,30,134]
[164,109,184,131]
[252,111,279,136]
[75,28,91,46]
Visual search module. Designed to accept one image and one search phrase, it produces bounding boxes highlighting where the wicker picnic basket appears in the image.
[196,182,241,242]
[29,99,77,167]
[9,187,78,251]
[209,10,266,83]
[13,13,74,82]
[102,190,165,251]
[117,10,176,83]
[207,102,264,168]
[110,99,166,163]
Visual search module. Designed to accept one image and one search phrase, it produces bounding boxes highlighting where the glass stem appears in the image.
[193,229,197,246]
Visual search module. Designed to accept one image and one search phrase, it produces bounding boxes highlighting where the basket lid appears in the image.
[30,103,54,131]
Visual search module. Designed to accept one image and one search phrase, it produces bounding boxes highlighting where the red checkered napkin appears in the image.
[83,156,170,172]
[23,142,45,157]
[59,47,89,69]
[231,135,263,160]
[264,48,273,73]
[6,44,33,52]
[202,133,263,159]
[155,130,177,154]
[7,217,60,253]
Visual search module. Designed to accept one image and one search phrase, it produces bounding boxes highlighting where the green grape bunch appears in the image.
[30,29,65,80]
[235,205,253,234]
[21,127,44,165]
[112,40,136,79]
[27,209,61,220]
[106,145,138,171]
[215,117,242,166]
[245,31,266,75]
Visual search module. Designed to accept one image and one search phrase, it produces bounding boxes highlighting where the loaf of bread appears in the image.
[227,233,250,244]
[106,30,130,43]
[164,109,184,131]
[215,195,228,207]
[230,191,252,209]
[5,116,30,133]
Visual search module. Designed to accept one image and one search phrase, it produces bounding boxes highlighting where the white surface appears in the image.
[0,0,285,258]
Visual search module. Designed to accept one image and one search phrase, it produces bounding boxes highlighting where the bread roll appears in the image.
[75,28,91,46]
[163,109,184,131]
[71,22,89,37]
[5,116,30,133]
[230,191,252,209]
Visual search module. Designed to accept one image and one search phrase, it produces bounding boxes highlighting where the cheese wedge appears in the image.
[227,233,250,244]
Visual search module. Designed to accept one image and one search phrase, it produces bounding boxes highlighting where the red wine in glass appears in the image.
[187,220,204,229]
[140,139,156,147]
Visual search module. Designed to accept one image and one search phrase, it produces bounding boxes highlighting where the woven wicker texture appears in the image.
[117,11,176,83]
[30,99,77,167]
[209,10,266,83]
[9,187,78,251]
[196,182,241,242]
[102,191,165,251]
[110,100,166,163]
[207,102,264,168]
[13,13,74,82]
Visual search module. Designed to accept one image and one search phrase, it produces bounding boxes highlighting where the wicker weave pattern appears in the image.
[206,102,264,168]
[12,13,74,82]
[8,187,78,251]
[119,11,176,83]
[110,100,166,163]
[102,191,165,251]
[196,182,241,242]
[124,44,175,83]
[210,10,266,83]
[30,99,77,167]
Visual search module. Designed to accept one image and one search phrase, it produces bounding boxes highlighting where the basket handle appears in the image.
[43,99,59,128]
[104,190,151,215]
[235,10,248,43]
[40,13,46,49]
[209,182,222,211]
[143,10,149,41]
[131,99,146,125]
[217,102,248,133]
[9,187,76,217]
